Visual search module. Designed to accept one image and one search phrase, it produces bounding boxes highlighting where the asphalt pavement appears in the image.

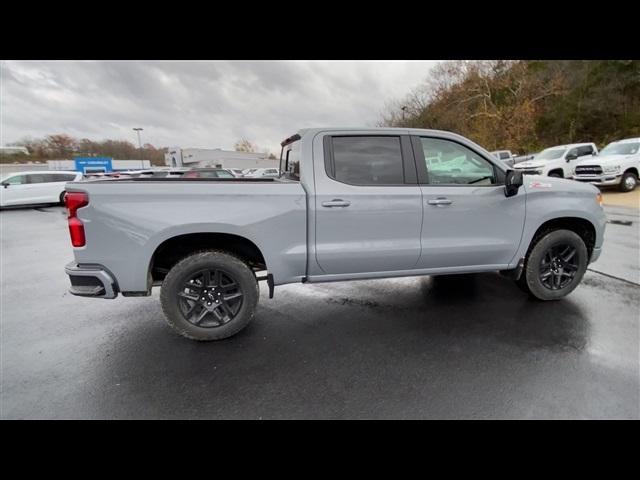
[1,205,638,419]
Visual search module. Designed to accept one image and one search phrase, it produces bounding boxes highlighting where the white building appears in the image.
[47,159,151,172]
[165,148,278,170]
[0,146,30,155]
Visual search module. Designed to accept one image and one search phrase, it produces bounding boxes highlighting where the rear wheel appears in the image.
[59,191,66,205]
[516,229,588,301]
[160,251,259,341]
[619,171,638,192]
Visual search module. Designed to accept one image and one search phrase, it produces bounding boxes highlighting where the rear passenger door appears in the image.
[313,134,423,275]
[413,136,526,270]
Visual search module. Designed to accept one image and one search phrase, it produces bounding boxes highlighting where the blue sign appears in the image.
[74,157,113,173]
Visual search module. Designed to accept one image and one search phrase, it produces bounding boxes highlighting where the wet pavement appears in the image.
[1,205,638,419]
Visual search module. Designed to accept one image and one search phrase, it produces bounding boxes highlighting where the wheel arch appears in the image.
[149,231,267,283]
[527,217,596,259]
[624,166,639,177]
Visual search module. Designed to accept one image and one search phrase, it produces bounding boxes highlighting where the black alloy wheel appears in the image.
[178,268,243,328]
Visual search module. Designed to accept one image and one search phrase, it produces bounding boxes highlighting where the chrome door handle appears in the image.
[427,198,452,206]
[322,199,351,208]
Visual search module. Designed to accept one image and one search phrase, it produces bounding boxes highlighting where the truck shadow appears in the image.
[86,272,591,418]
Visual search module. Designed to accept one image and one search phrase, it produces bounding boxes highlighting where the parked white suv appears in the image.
[514,143,598,178]
[572,138,639,192]
[0,171,83,207]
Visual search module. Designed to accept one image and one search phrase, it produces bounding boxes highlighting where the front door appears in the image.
[1,174,30,206]
[314,134,423,275]
[413,136,526,269]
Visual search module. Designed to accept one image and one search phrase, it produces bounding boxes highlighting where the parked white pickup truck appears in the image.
[572,138,640,192]
[490,150,517,167]
[514,143,598,178]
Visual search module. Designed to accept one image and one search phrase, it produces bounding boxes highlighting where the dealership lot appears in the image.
[1,204,638,419]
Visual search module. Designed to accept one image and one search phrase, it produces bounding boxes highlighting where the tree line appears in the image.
[1,135,278,164]
[379,60,640,154]
[2,134,168,165]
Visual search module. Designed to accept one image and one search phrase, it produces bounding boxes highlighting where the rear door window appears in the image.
[578,145,594,157]
[328,136,404,185]
[27,174,49,184]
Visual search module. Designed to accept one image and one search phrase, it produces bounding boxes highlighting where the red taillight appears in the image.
[64,191,89,247]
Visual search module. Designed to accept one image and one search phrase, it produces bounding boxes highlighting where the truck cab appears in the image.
[513,142,598,178]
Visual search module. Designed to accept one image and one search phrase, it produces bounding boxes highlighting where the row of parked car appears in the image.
[81,166,281,180]
[490,137,640,192]
[0,166,282,207]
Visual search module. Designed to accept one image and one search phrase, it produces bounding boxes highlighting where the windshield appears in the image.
[600,142,639,156]
[535,148,567,161]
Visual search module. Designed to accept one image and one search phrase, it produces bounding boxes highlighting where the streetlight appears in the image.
[401,106,408,123]
[133,127,144,161]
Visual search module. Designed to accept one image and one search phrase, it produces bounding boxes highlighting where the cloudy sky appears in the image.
[0,61,440,154]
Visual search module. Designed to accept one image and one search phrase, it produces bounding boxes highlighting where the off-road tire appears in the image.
[160,250,259,341]
[517,229,588,301]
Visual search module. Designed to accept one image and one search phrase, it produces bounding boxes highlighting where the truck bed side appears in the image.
[65,180,308,292]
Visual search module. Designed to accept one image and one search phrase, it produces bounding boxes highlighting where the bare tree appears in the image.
[234,138,257,153]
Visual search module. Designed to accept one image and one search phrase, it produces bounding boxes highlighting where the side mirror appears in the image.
[504,169,523,197]
[1,182,8,189]
[566,153,578,161]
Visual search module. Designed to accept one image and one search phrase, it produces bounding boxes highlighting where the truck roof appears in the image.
[546,142,596,149]
[297,126,463,135]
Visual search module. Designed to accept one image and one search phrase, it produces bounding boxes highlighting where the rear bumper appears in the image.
[65,262,118,299]
[572,174,621,187]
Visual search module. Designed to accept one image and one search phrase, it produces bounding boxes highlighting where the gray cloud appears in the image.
[0,60,439,154]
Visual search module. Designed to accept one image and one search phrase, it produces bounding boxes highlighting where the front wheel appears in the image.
[619,171,638,192]
[160,251,259,341]
[516,229,588,301]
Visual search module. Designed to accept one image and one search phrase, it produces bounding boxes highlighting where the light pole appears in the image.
[401,106,407,123]
[133,127,144,161]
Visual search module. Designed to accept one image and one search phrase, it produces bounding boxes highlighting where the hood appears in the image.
[575,153,633,165]
[514,161,545,169]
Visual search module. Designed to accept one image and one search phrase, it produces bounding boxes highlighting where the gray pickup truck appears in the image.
[64,128,606,341]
